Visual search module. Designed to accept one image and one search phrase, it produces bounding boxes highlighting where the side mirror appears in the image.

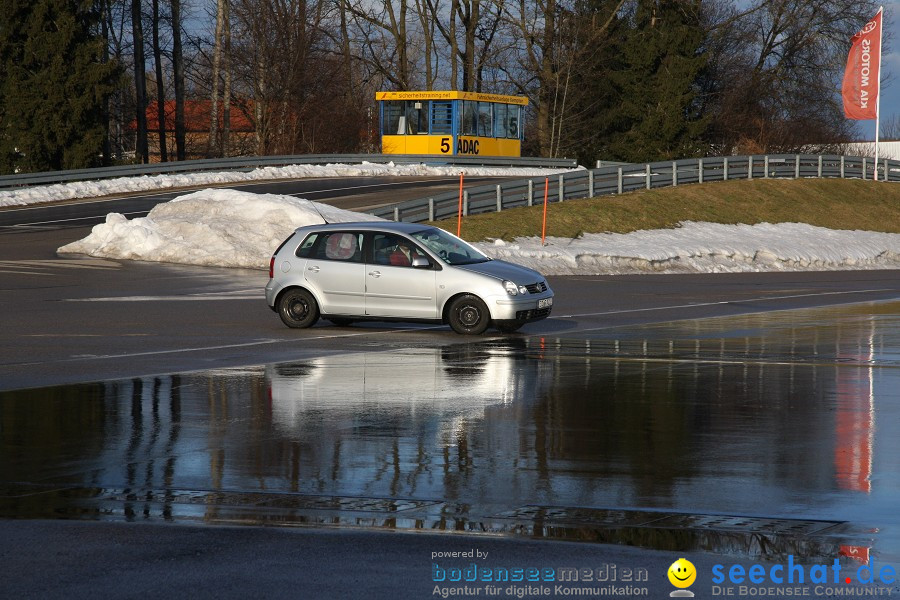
[411,256,431,268]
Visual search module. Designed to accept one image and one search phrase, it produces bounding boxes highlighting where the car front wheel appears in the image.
[448,294,490,335]
[278,289,319,328]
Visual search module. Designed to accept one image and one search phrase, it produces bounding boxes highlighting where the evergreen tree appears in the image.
[607,0,708,162]
[0,0,120,174]
[558,0,627,166]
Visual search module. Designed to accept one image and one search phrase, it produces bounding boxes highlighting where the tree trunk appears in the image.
[151,0,167,162]
[415,0,434,89]
[222,0,231,156]
[339,0,353,89]
[171,0,186,160]
[255,50,266,155]
[132,0,149,163]
[463,0,478,91]
[449,0,458,89]
[101,0,112,165]
[208,0,225,157]
[395,0,409,88]
[537,0,556,156]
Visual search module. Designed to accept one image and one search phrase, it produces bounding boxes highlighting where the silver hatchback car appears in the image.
[265,222,553,334]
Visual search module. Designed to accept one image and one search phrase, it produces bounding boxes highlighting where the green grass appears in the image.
[428,178,900,242]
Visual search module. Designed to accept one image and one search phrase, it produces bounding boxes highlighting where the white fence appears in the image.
[370,154,899,223]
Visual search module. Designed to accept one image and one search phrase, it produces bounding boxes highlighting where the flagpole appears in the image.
[875,5,884,181]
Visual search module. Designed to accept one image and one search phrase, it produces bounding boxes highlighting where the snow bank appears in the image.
[57,189,381,269]
[0,161,577,207]
[58,189,900,274]
[483,222,900,274]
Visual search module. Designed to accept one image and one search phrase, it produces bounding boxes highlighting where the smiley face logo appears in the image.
[668,558,696,588]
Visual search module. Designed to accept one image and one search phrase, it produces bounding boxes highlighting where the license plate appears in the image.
[538,297,553,309]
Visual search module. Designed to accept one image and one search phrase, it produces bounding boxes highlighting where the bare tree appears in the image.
[422,0,505,91]
[151,0,168,162]
[171,0,186,160]
[231,0,357,154]
[208,0,227,157]
[880,114,900,141]
[414,0,438,88]
[703,0,880,152]
[344,0,414,89]
[132,0,149,163]
[100,0,113,165]
[500,0,625,156]
[222,0,232,155]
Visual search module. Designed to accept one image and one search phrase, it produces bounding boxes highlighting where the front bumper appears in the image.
[490,291,554,322]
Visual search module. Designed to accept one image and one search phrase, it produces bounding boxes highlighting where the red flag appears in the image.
[842,8,883,120]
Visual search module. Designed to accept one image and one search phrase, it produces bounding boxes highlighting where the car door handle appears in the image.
[307,266,320,272]
[368,271,381,278]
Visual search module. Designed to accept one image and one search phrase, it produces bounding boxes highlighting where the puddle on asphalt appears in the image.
[2,302,900,562]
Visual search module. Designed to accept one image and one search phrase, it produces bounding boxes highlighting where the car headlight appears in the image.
[504,280,528,296]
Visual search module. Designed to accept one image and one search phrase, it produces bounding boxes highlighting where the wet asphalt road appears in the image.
[2,223,900,391]
[3,181,900,599]
[4,297,900,599]
[0,520,806,600]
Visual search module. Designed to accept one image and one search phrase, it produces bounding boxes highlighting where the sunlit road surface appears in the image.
[3,302,900,569]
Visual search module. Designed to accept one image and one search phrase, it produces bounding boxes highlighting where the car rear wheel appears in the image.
[278,289,319,328]
[326,317,354,327]
[448,294,490,335]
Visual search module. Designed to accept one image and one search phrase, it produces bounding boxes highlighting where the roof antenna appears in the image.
[307,199,330,224]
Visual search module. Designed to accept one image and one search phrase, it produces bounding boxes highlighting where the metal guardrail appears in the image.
[0,154,579,190]
[369,154,900,223]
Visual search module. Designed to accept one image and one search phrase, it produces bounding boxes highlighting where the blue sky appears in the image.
[857,1,900,139]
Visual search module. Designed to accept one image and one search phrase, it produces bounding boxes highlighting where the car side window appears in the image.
[309,232,363,262]
[296,233,319,258]
[371,233,429,268]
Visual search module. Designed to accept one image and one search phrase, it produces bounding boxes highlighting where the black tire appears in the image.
[447,294,490,335]
[496,322,524,334]
[277,289,319,328]
[326,317,354,327]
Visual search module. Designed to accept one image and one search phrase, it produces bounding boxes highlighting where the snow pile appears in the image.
[483,222,900,275]
[58,189,900,274]
[57,189,380,269]
[0,161,578,207]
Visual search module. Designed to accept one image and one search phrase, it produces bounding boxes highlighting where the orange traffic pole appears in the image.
[541,177,549,245]
[457,172,464,236]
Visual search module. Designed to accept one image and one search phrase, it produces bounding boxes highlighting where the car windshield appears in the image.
[411,228,490,265]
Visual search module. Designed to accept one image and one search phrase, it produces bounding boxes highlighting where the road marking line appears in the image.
[0,259,119,270]
[24,333,150,338]
[6,326,447,366]
[556,288,896,318]
[0,270,57,276]
[12,211,149,226]
[64,294,261,301]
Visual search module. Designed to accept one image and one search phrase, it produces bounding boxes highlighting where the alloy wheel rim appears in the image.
[289,298,309,320]
[459,304,480,327]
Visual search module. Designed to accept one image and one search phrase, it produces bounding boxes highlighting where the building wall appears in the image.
[146,131,258,162]
[842,141,900,160]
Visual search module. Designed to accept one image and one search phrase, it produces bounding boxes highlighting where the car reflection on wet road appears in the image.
[2,301,899,563]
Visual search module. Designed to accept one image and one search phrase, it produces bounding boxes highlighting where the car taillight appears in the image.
[269,256,275,279]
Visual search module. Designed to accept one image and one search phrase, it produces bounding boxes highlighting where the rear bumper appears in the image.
[265,280,279,309]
